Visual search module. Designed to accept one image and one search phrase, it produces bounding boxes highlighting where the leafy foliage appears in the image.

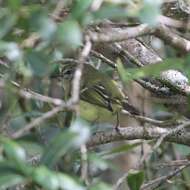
[127,170,144,190]
[0,1,189,190]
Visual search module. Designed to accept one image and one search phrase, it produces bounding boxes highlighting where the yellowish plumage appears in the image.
[59,61,138,126]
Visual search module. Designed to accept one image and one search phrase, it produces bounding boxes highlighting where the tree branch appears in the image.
[88,24,153,43]
[11,104,68,139]
[155,24,190,52]
[87,124,190,148]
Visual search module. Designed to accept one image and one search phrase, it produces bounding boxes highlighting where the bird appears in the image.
[53,60,139,127]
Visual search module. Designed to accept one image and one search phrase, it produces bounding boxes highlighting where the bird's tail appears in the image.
[122,100,140,115]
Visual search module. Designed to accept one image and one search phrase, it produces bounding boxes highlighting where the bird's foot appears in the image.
[114,123,123,136]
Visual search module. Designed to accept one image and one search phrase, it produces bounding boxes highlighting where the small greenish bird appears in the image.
[54,61,139,127]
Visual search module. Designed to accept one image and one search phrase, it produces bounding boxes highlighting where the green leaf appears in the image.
[41,118,90,168]
[32,166,85,190]
[0,137,26,163]
[7,0,21,11]
[118,58,184,83]
[69,117,91,147]
[0,160,20,174]
[93,5,128,20]
[183,54,190,79]
[174,144,190,156]
[127,170,144,190]
[26,50,51,76]
[89,181,112,190]
[57,173,85,190]
[38,18,56,40]
[139,0,161,25]
[29,10,56,40]
[0,41,22,61]
[103,142,142,156]
[117,59,132,82]
[0,173,25,190]
[40,131,77,168]
[0,9,17,39]
[0,161,26,190]
[57,19,82,51]
[32,166,59,190]
[17,137,44,156]
[89,153,109,171]
[70,0,92,20]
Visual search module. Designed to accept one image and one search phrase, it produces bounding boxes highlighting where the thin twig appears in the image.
[90,49,116,68]
[141,162,190,190]
[113,160,189,190]
[155,160,190,168]
[19,89,64,106]
[69,37,92,183]
[51,0,65,21]
[139,121,190,167]
[0,74,65,106]
[80,144,89,185]
[11,103,69,139]
[155,24,190,52]
[115,42,145,67]
[158,15,190,30]
[121,110,182,127]
[70,36,92,105]
[113,172,129,190]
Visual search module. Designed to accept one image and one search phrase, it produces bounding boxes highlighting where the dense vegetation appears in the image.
[1,0,190,190]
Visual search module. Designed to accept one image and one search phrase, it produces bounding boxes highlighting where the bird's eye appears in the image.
[62,69,73,79]
[65,70,72,75]
[62,69,72,75]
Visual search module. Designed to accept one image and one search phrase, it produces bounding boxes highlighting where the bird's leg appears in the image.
[115,112,122,134]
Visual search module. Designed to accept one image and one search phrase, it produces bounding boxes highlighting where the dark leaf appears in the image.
[25,50,51,76]
[40,131,77,168]
[127,170,144,190]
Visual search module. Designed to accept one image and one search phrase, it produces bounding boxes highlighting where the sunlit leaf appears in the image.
[0,136,26,163]
[0,42,22,61]
[89,153,109,171]
[57,173,85,190]
[32,166,85,190]
[32,166,59,190]
[69,117,91,147]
